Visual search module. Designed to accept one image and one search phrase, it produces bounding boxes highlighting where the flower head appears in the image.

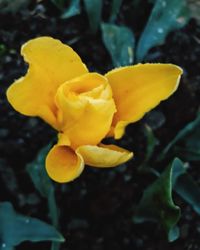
[7,37,182,183]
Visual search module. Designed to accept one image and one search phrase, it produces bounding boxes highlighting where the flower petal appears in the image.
[105,63,183,139]
[77,144,133,167]
[46,145,84,183]
[7,37,88,129]
[55,73,116,148]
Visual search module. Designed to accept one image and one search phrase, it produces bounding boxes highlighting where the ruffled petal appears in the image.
[7,37,88,129]
[105,63,183,139]
[55,73,116,148]
[77,144,133,167]
[46,145,84,183]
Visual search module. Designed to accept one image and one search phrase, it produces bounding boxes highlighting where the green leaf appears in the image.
[109,0,123,22]
[185,128,200,151]
[143,124,159,163]
[0,44,6,57]
[27,144,53,198]
[0,244,13,250]
[175,125,200,161]
[159,113,200,161]
[168,226,180,242]
[171,158,186,186]
[51,0,66,10]
[133,162,181,240]
[138,125,159,174]
[136,0,190,61]
[26,144,62,250]
[171,158,200,215]
[0,0,30,13]
[176,175,200,215]
[61,0,81,19]
[83,0,102,33]
[0,202,64,249]
[101,23,135,67]
[169,157,200,215]
[174,147,200,162]
[26,144,59,227]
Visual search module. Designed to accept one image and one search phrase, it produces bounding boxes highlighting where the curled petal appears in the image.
[7,37,88,129]
[46,145,84,183]
[77,144,133,167]
[55,73,116,148]
[106,63,183,139]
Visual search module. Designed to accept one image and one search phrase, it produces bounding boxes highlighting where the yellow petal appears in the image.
[55,73,116,148]
[57,132,71,146]
[7,37,88,129]
[77,144,133,167]
[106,63,182,139]
[46,145,84,183]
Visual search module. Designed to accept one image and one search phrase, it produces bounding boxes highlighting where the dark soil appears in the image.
[0,1,200,250]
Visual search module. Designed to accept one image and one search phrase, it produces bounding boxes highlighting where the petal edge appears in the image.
[46,145,84,183]
[77,144,133,168]
[106,63,183,139]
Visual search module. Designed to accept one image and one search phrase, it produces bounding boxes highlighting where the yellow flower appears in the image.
[7,37,183,183]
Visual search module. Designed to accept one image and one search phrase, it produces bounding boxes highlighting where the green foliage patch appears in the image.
[133,159,181,241]
[136,0,190,61]
[101,23,135,67]
[0,202,64,250]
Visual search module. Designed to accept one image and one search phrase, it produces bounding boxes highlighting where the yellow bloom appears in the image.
[7,37,183,183]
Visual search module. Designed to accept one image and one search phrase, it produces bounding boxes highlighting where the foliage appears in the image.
[134,154,200,241]
[0,0,192,64]
[50,0,191,65]
[101,23,135,67]
[0,44,6,57]
[26,144,61,250]
[135,111,200,241]
[26,143,59,227]
[61,0,81,19]
[143,125,159,165]
[51,0,66,10]
[0,202,64,250]
[0,0,30,13]
[109,0,123,22]
[173,159,200,215]
[83,0,103,33]
[136,0,190,61]
[133,160,181,242]
[159,113,200,160]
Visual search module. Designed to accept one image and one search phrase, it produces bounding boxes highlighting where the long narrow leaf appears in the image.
[136,0,190,61]
[83,0,102,33]
[159,114,200,161]
[61,0,81,19]
[109,0,123,22]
